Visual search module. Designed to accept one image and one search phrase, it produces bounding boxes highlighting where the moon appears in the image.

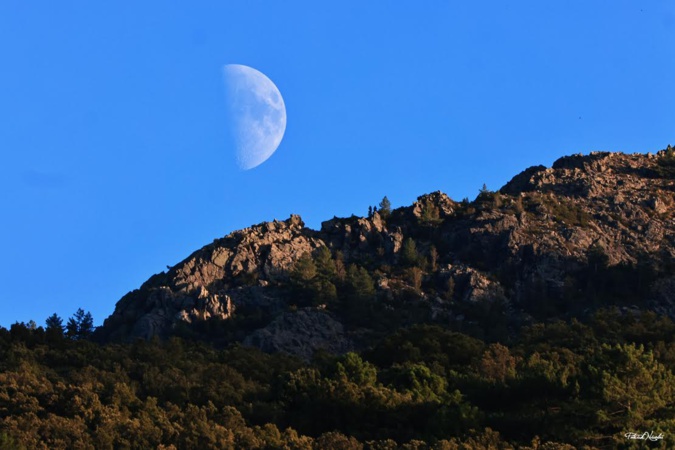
[223,64,287,170]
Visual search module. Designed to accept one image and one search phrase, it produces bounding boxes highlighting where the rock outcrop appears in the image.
[100,148,675,358]
[243,308,354,361]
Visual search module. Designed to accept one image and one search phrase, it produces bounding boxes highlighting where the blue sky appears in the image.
[1,1,674,327]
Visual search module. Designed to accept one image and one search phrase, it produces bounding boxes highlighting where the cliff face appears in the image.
[100,149,675,357]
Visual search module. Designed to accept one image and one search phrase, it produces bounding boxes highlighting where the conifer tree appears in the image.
[66,308,94,339]
[429,246,439,272]
[45,313,65,340]
[379,196,391,219]
[401,238,420,267]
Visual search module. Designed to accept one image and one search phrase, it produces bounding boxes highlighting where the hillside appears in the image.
[100,149,675,356]
[3,147,675,449]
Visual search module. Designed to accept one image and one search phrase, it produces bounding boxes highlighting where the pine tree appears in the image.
[314,246,336,280]
[346,265,375,302]
[66,308,94,339]
[45,313,63,331]
[421,203,441,225]
[408,267,423,291]
[401,238,419,267]
[45,313,64,340]
[429,246,439,272]
[80,311,94,338]
[66,316,79,339]
[291,253,317,284]
[379,196,391,219]
[290,253,318,306]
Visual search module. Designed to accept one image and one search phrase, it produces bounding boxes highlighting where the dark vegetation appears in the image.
[1,309,674,449]
[655,144,675,178]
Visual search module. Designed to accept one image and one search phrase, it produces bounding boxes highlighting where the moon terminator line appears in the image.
[223,64,287,170]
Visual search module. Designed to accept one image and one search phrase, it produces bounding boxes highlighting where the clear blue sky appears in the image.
[1,2,674,327]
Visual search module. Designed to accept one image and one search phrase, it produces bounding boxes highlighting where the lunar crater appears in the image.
[223,64,287,170]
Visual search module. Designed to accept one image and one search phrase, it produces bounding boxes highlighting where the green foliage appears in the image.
[345,264,375,301]
[655,144,675,177]
[341,265,376,324]
[388,363,447,402]
[420,203,442,225]
[314,246,336,280]
[475,343,518,383]
[44,313,63,332]
[292,253,317,284]
[524,193,591,227]
[365,325,485,371]
[290,250,338,307]
[401,238,420,267]
[589,343,675,429]
[379,196,392,219]
[475,184,501,207]
[0,432,25,450]
[336,353,378,386]
[45,313,64,341]
[406,267,423,291]
[65,308,94,340]
[428,246,438,272]
[2,306,675,448]
[548,199,591,227]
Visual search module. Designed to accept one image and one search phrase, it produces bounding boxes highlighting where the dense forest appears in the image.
[0,308,673,449]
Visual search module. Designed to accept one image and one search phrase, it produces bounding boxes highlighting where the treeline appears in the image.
[1,309,674,449]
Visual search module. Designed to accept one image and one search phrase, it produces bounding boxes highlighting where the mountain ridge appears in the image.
[100,148,675,358]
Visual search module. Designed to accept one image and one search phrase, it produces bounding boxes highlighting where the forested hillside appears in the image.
[2,310,674,448]
[2,148,675,448]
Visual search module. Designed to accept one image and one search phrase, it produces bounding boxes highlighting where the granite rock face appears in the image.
[102,215,323,341]
[101,149,675,357]
[243,308,354,361]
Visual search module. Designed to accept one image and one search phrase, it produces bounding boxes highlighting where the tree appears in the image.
[594,343,675,427]
[476,184,499,206]
[379,196,392,219]
[346,265,375,302]
[66,308,94,340]
[314,246,336,281]
[476,343,518,383]
[342,265,376,323]
[290,251,339,307]
[45,313,63,331]
[314,432,363,450]
[407,267,423,291]
[656,144,675,177]
[80,311,94,337]
[45,313,65,340]
[292,253,317,283]
[336,353,377,386]
[290,253,319,306]
[429,246,439,272]
[401,238,419,267]
[420,203,441,225]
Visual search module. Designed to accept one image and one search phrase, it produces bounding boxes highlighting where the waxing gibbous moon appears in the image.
[223,64,287,170]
